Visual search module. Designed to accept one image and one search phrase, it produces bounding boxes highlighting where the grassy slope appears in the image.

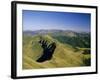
[23,35,90,69]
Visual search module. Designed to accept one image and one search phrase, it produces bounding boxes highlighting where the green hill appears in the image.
[23,34,90,69]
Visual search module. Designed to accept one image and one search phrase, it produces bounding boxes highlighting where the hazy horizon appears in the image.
[23,29,90,33]
[23,10,91,32]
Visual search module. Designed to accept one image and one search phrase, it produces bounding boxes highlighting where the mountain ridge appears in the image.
[23,34,91,69]
[23,29,90,37]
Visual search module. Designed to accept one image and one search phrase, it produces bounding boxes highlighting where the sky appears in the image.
[22,10,91,32]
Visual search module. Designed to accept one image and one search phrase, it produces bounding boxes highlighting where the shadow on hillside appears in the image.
[83,58,91,66]
[36,39,56,63]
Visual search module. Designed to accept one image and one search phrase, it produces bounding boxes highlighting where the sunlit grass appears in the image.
[23,34,91,69]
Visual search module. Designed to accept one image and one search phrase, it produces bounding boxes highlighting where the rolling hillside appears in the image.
[23,33,91,69]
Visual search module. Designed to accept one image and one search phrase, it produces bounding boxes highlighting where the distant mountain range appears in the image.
[23,29,90,37]
[23,29,90,48]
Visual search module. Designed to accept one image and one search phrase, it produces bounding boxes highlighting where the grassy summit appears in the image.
[22,34,90,69]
